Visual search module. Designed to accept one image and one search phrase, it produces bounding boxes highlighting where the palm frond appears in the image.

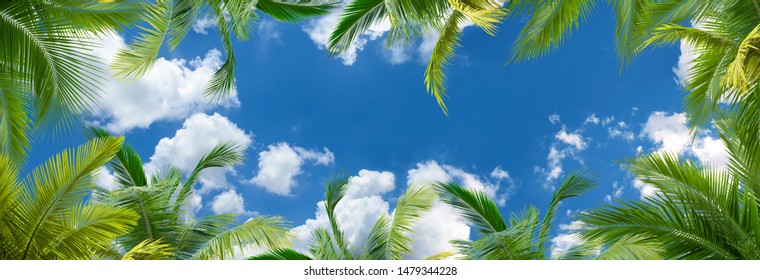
[436,181,506,235]
[537,171,596,255]
[510,0,596,62]
[191,215,291,260]
[248,248,313,260]
[327,0,387,54]
[424,10,467,115]
[257,0,338,23]
[15,136,124,259]
[122,239,174,260]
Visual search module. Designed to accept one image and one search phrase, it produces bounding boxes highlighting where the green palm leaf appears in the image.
[191,215,291,260]
[248,248,313,260]
[15,136,124,259]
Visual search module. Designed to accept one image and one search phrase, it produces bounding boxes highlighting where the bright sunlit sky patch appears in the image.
[25,6,726,258]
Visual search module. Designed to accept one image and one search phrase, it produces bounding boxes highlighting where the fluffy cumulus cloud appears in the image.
[556,128,587,150]
[192,16,216,35]
[641,112,728,168]
[88,33,239,133]
[550,221,593,259]
[408,161,509,205]
[289,169,394,255]
[144,113,253,195]
[636,111,729,197]
[289,163,503,259]
[249,143,334,196]
[632,178,659,199]
[210,189,251,215]
[94,167,119,192]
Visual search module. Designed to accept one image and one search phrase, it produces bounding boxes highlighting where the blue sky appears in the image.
[25,5,728,258]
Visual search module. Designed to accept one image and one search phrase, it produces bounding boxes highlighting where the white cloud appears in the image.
[536,125,588,189]
[584,114,600,125]
[608,121,635,142]
[551,221,588,259]
[551,233,583,259]
[95,167,119,192]
[258,20,282,42]
[210,189,251,215]
[548,113,561,125]
[192,16,216,35]
[602,116,615,126]
[89,33,239,133]
[144,113,253,194]
[407,161,508,205]
[641,111,728,168]
[692,136,729,169]
[249,143,334,196]
[406,201,470,259]
[302,3,391,65]
[633,178,659,199]
[289,170,394,255]
[604,181,624,203]
[345,170,395,198]
[642,112,691,155]
[556,128,587,150]
[291,164,502,259]
[293,146,335,166]
[673,21,704,86]
[383,45,412,65]
[490,166,510,180]
[184,192,203,220]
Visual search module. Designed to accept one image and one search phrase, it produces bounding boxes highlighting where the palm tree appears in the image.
[434,171,595,259]
[0,1,140,164]
[87,127,291,260]
[0,136,139,260]
[327,0,508,114]
[637,1,760,128]
[568,109,760,260]
[111,0,339,103]
[248,175,449,260]
[513,1,760,129]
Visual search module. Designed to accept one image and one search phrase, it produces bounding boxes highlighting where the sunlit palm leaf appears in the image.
[248,248,313,260]
[15,136,124,259]
[122,239,174,260]
[191,215,291,260]
[424,10,466,115]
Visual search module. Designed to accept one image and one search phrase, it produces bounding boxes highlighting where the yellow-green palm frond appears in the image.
[13,136,124,259]
[424,11,467,115]
[593,234,663,260]
[640,24,735,54]
[0,81,32,164]
[42,203,138,260]
[510,0,597,63]
[111,0,179,79]
[723,23,760,91]
[384,183,436,260]
[423,251,454,260]
[191,215,292,260]
[447,0,505,36]
[122,239,173,260]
